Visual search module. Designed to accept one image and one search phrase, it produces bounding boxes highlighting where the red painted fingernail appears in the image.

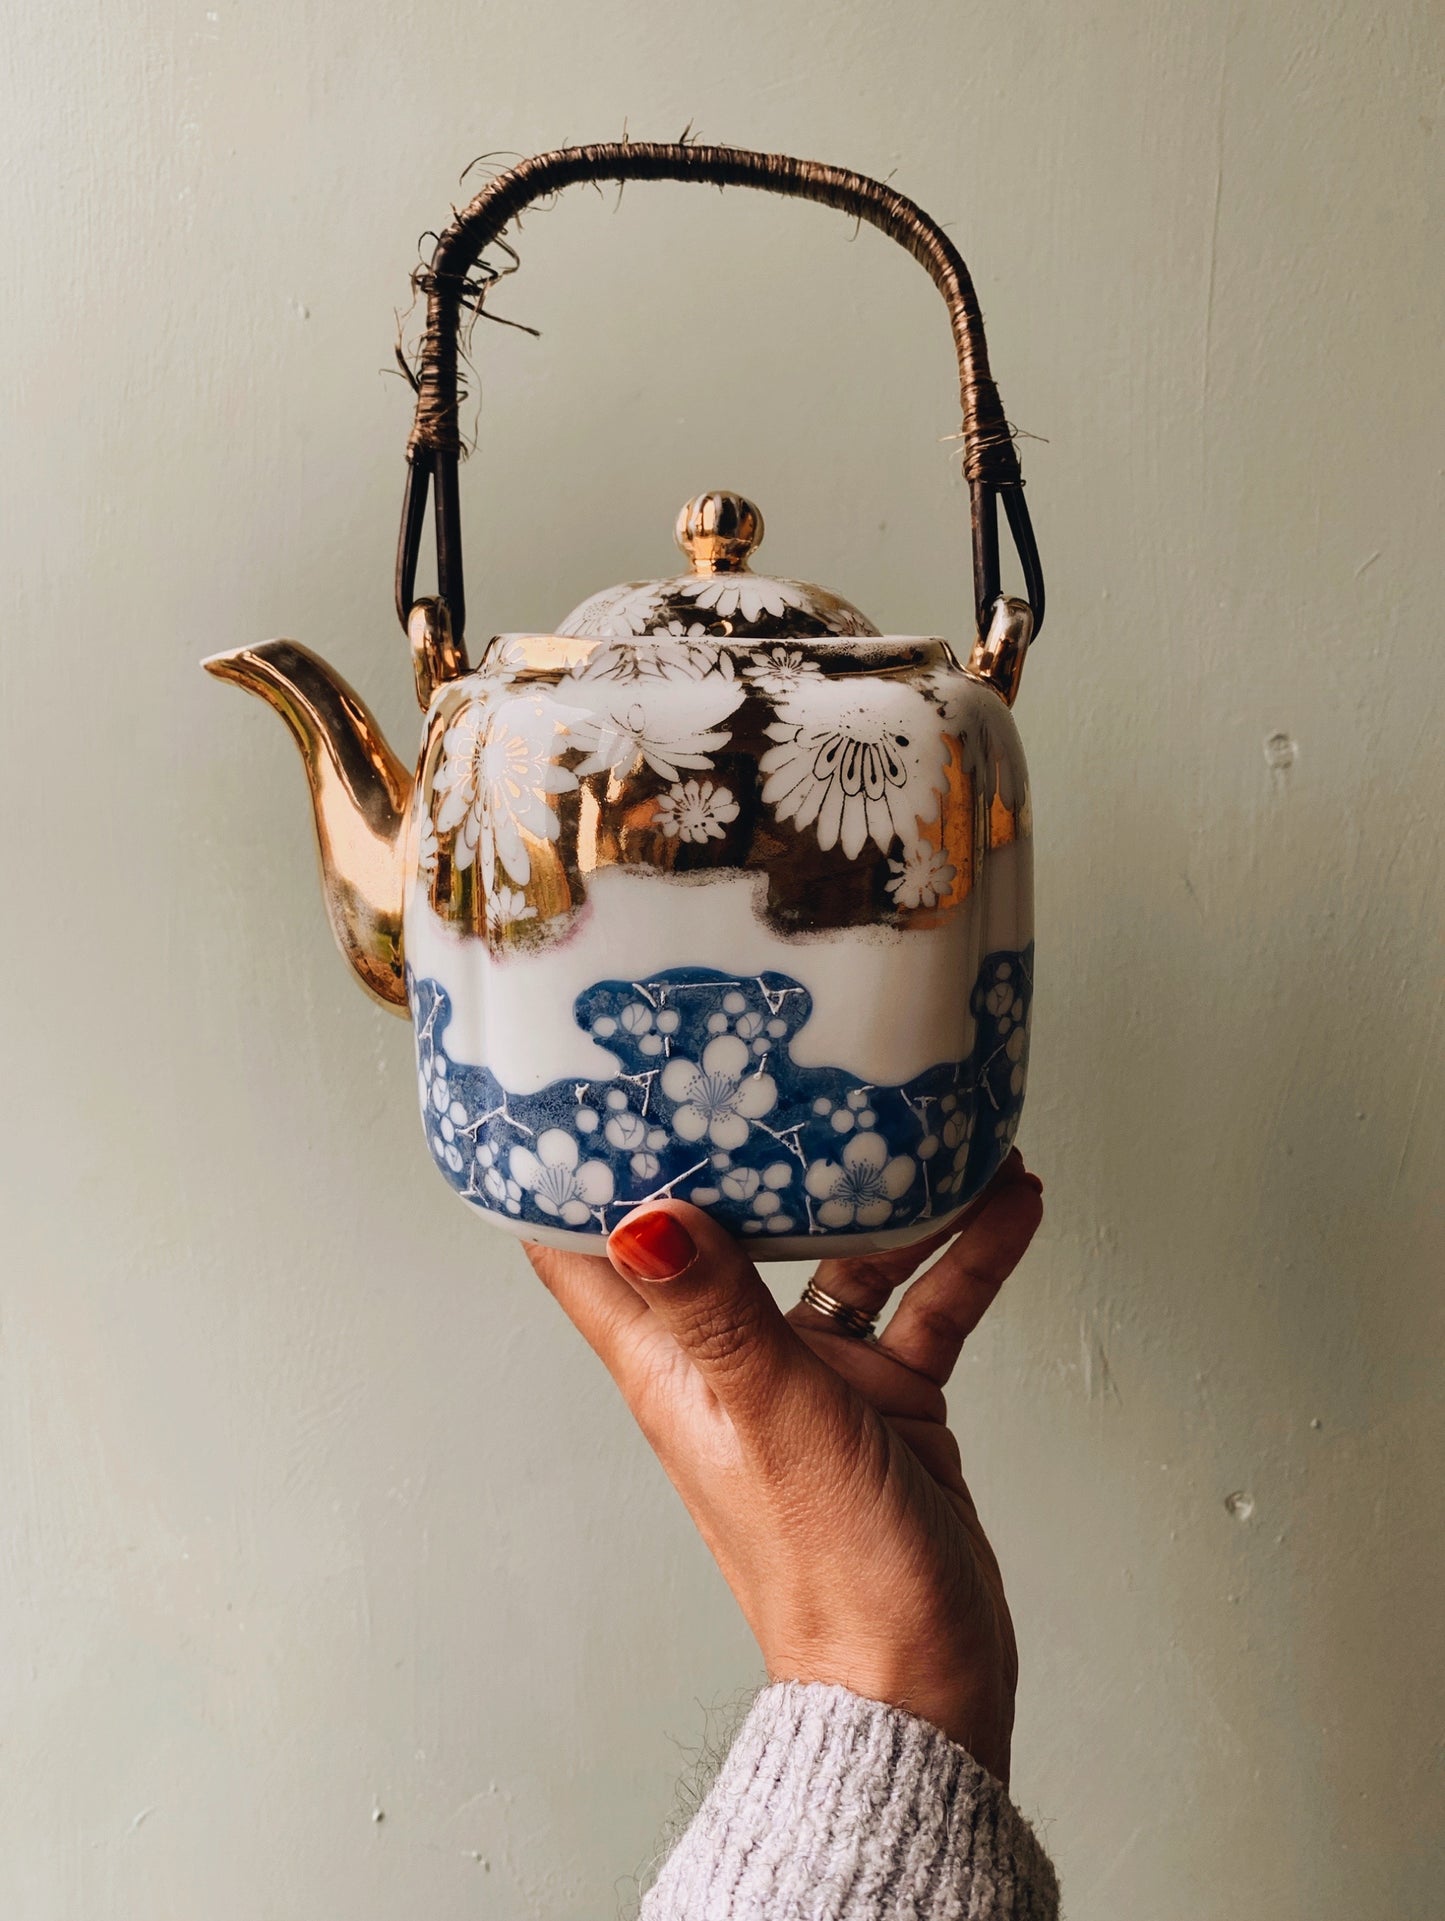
[610,1211,697,1282]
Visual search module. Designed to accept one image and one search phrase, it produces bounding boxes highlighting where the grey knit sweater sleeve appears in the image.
[640,1682,1058,1920]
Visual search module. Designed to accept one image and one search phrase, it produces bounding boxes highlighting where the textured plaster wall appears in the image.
[2,2,1441,1915]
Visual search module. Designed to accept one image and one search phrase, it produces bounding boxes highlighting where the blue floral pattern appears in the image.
[409,945,1032,1241]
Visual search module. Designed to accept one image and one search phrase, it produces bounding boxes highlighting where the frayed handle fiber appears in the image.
[395,140,1042,646]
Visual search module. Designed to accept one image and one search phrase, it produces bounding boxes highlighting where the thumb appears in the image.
[607,1200,805,1419]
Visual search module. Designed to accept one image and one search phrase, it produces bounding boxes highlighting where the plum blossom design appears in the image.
[562,676,744,782]
[619,1002,670,1057]
[985,965,1023,1029]
[804,1132,916,1228]
[417,1051,469,1173]
[936,1109,976,1198]
[409,945,1029,1242]
[702,988,781,1057]
[1004,1024,1028,1097]
[977,957,1029,1101]
[433,693,577,885]
[759,681,950,860]
[655,778,740,844]
[742,1205,797,1236]
[508,1128,615,1225]
[731,1160,798,1236]
[604,1107,648,1151]
[808,1088,879,1136]
[589,1002,678,1056]
[886,841,956,911]
[731,1009,771,1050]
[474,1142,523,1215]
[661,1034,777,1150]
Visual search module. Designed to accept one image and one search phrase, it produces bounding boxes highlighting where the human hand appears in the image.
[525,1151,1043,1785]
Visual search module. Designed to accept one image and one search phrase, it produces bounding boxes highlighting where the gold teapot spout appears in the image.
[204,640,411,1013]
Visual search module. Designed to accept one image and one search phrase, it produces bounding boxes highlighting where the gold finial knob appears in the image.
[675,491,764,575]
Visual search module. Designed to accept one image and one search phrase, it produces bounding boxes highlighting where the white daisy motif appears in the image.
[483,635,540,681]
[508,1128,615,1225]
[557,580,669,639]
[661,1034,778,1150]
[804,1132,916,1228]
[433,693,577,885]
[679,572,809,624]
[489,886,537,930]
[886,841,957,910]
[758,680,950,860]
[431,692,497,859]
[417,810,439,877]
[563,677,744,783]
[742,645,823,699]
[655,778,740,844]
[578,629,730,683]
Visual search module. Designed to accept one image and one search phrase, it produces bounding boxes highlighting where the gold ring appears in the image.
[798,1279,879,1340]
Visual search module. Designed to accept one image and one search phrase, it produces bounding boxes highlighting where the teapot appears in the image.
[206,142,1045,1259]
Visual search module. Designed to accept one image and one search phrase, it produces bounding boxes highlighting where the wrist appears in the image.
[763,1649,1014,1784]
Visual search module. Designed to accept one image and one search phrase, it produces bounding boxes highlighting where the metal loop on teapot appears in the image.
[395,141,1043,648]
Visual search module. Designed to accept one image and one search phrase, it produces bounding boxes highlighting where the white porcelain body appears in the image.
[403,631,1033,1259]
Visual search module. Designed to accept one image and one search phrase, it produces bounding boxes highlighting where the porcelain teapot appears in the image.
[206,142,1046,1260]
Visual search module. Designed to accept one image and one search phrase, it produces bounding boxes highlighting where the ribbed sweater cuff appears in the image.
[641,1681,1058,1921]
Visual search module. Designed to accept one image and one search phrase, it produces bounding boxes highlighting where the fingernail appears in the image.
[610,1210,697,1282]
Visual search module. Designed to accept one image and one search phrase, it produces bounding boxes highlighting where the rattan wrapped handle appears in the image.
[396,141,1043,644]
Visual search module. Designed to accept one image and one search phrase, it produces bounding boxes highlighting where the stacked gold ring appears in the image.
[798,1279,879,1341]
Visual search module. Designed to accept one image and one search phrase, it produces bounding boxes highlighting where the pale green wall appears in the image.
[2,2,1440,1915]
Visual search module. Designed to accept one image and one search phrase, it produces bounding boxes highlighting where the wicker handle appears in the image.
[396,141,1043,644]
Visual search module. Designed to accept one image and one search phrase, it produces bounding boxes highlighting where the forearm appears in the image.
[641,1682,1058,1921]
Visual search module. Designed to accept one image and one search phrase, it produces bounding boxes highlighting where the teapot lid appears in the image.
[556,491,881,641]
